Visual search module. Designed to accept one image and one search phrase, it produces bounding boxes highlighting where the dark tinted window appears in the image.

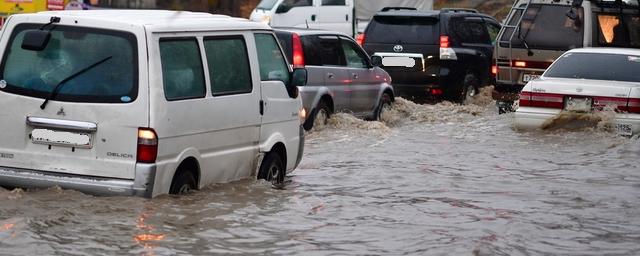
[544,52,640,82]
[0,24,138,103]
[594,14,640,48]
[500,4,583,50]
[322,0,345,5]
[275,32,293,63]
[367,15,439,44]
[451,18,491,44]
[485,21,501,45]
[204,36,252,95]
[301,35,344,66]
[160,38,206,100]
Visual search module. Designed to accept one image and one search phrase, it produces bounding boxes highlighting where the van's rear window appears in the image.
[0,24,138,103]
[366,16,439,45]
[500,4,584,51]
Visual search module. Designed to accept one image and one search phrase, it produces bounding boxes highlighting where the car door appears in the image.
[312,35,350,112]
[339,36,378,114]
[451,16,493,77]
[315,0,353,36]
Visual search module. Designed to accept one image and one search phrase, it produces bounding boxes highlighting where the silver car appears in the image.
[275,28,394,130]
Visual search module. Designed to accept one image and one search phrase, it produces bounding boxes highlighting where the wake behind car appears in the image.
[515,48,640,135]
[274,28,394,130]
[360,7,501,103]
[0,10,306,197]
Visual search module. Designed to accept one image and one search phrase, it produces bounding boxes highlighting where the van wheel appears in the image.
[258,152,285,189]
[169,171,196,195]
[459,73,479,104]
[303,100,332,131]
[375,92,393,121]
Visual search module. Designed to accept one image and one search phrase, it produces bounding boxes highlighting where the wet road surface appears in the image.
[1,89,639,255]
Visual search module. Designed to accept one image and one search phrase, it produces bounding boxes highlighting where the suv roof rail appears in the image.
[440,8,479,13]
[380,7,418,12]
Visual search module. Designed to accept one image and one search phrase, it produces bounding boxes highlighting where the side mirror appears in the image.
[371,56,382,67]
[288,68,306,98]
[565,9,578,20]
[275,5,291,14]
[21,30,51,51]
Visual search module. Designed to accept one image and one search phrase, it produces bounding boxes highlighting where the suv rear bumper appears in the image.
[0,164,156,197]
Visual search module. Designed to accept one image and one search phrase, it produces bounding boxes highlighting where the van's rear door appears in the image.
[0,20,147,180]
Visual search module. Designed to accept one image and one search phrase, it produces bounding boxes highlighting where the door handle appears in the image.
[352,73,358,79]
[311,14,316,21]
[345,14,349,21]
[327,73,334,79]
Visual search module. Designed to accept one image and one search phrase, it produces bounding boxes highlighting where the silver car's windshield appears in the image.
[544,52,640,83]
[0,24,138,103]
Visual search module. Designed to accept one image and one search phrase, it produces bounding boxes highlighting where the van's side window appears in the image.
[159,38,206,100]
[204,36,252,95]
[254,33,290,85]
[322,0,345,5]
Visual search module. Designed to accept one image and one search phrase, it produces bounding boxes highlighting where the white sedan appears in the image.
[514,48,640,135]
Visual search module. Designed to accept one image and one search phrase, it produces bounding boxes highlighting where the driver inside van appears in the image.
[25,38,74,91]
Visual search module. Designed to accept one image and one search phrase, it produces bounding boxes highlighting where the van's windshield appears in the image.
[500,4,584,51]
[0,24,138,103]
[544,52,640,83]
[257,0,279,10]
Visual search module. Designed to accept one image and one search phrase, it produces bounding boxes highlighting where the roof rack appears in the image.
[440,8,479,13]
[380,7,418,12]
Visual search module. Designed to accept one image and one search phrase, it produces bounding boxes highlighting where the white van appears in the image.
[0,10,306,197]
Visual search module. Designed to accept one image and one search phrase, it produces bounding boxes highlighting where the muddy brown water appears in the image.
[1,88,639,255]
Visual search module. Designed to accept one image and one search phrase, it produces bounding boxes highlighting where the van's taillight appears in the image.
[356,33,365,46]
[439,35,457,60]
[519,91,563,109]
[137,128,158,163]
[292,33,305,68]
[491,65,498,76]
[514,61,526,67]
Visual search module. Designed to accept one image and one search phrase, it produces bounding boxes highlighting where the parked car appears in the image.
[514,48,640,135]
[494,0,640,113]
[360,7,501,103]
[274,28,394,130]
[0,10,306,197]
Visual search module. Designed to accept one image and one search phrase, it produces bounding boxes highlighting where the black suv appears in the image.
[361,7,501,103]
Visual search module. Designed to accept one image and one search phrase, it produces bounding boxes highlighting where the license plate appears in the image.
[564,97,592,112]
[615,123,632,136]
[31,128,92,148]
[523,74,540,82]
[382,56,416,67]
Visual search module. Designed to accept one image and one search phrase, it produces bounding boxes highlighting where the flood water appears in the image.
[1,88,639,255]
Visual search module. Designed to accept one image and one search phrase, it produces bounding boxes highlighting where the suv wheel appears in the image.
[375,92,393,121]
[459,73,479,104]
[303,100,332,131]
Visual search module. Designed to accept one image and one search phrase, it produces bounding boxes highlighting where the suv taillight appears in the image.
[439,35,457,60]
[292,33,305,68]
[356,33,365,46]
[137,128,158,163]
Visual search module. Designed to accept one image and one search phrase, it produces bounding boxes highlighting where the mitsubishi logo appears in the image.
[393,45,404,53]
[57,107,66,116]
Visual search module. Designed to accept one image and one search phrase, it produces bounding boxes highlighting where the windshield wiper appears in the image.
[40,56,112,110]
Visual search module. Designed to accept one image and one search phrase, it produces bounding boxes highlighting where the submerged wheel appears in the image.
[375,92,393,121]
[169,171,196,195]
[303,100,332,131]
[459,73,479,104]
[258,151,285,189]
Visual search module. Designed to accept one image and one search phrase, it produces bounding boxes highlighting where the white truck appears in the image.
[250,0,434,37]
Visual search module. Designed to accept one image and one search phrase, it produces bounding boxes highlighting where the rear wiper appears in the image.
[40,56,112,110]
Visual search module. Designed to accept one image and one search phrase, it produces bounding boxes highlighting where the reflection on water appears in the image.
[1,87,639,255]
